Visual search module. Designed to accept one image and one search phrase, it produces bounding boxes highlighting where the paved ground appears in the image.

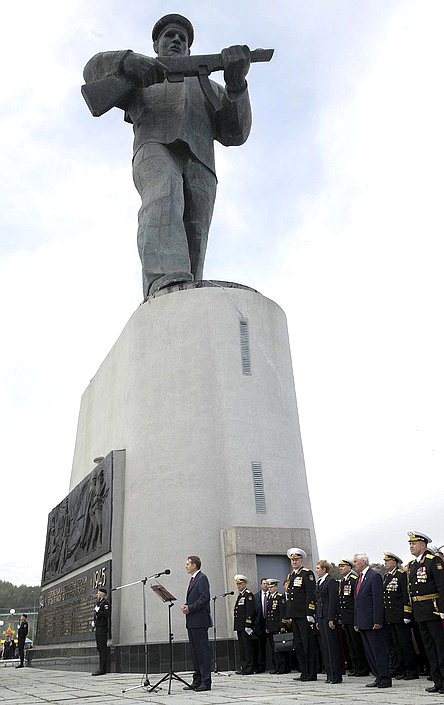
[0,668,442,705]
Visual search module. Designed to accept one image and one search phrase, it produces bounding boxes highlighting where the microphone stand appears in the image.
[112,576,159,694]
[212,593,232,677]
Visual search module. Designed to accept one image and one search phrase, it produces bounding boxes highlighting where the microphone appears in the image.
[219,591,235,597]
[148,569,171,579]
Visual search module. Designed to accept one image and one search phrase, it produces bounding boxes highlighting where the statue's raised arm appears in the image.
[82,14,273,298]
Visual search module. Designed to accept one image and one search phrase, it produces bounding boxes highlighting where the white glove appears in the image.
[91,621,95,628]
[306,616,315,623]
[403,619,411,624]
[245,627,253,635]
[440,613,444,619]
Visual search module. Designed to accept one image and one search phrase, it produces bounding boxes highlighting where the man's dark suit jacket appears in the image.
[254,590,267,636]
[186,571,212,629]
[354,568,385,629]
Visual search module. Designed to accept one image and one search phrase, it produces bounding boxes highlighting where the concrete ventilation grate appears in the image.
[239,318,252,375]
[251,461,266,513]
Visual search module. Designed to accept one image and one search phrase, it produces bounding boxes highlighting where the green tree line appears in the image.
[0,580,40,610]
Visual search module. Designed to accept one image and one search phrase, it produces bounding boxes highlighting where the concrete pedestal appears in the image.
[40,282,317,666]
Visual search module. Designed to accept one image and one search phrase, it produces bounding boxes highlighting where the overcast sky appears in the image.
[1,0,443,588]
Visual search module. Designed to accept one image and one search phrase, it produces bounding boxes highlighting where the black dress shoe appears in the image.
[366,680,380,688]
[395,673,405,680]
[325,679,331,683]
[15,664,24,669]
[331,679,343,684]
[91,671,105,676]
[378,680,392,688]
[404,673,419,680]
[195,683,211,691]
[183,684,198,690]
[425,686,440,693]
[269,670,277,674]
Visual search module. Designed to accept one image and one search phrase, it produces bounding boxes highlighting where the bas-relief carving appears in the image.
[42,456,112,585]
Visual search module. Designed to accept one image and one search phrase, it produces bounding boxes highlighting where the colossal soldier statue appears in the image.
[82,14,272,297]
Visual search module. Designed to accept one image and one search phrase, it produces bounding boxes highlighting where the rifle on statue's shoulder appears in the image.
[81,48,274,117]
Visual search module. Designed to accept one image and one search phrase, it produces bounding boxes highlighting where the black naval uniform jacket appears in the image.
[285,567,316,619]
[266,592,286,633]
[383,568,412,623]
[234,589,255,631]
[93,598,111,633]
[407,552,444,622]
[17,619,28,644]
[338,571,358,625]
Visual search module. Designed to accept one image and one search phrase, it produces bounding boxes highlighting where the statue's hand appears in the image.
[222,45,250,93]
[121,52,167,87]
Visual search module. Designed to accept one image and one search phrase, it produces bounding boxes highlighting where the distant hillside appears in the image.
[0,580,40,610]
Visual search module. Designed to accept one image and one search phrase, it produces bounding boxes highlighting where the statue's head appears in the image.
[152,14,194,56]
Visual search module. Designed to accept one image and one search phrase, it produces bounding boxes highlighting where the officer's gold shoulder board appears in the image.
[302,568,309,572]
[437,563,443,570]
[350,574,357,579]
[425,553,434,559]
[397,568,404,574]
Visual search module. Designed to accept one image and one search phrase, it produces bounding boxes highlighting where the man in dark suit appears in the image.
[337,559,369,676]
[353,552,391,688]
[181,555,212,692]
[253,578,268,673]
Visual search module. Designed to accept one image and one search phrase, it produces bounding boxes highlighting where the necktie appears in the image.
[356,573,363,595]
[188,576,194,589]
[263,592,268,616]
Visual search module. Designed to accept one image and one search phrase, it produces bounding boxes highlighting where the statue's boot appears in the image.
[148,271,194,297]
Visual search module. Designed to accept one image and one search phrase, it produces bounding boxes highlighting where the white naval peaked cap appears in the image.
[287,547,307,559]
[407,530,432,543]
[266,578,279,585]
[234,574,248,583]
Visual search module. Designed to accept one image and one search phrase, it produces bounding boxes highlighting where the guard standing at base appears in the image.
[407,531,444,695]
[285,547,317,681]
[382,551,418,680]
[233,575,256,675]
[15,614,28,668]
[92,587,110,676]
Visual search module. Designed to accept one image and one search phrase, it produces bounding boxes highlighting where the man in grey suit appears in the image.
[83,14,252,297]
[180,555,212,692]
